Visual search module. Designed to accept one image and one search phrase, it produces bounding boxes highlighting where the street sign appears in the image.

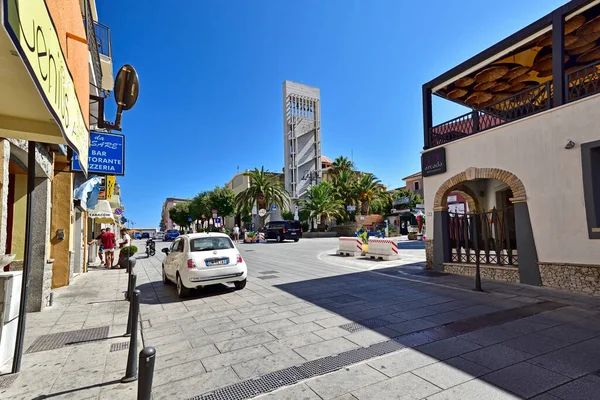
[215,217,221,224]
[212,209,218,215]
[71,132,125,175]
[271,204,277,210]
[258,209,267,217]
[188,217,193,222]
[114,208,123,216]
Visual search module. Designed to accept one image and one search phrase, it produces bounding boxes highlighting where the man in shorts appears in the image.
[233,224,240,243]
[100,227,117,268]
[88,228,106,265]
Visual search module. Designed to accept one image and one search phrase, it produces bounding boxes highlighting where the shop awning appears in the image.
[73,176,102,211]
[88,200,115,224]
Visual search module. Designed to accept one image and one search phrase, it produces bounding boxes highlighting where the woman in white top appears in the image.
[119,229,131,248]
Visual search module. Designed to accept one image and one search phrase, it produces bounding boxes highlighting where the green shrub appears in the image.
[282,210,295,220]
[301,222,309,232]
[357,231,368,244]
[119,246,138,258]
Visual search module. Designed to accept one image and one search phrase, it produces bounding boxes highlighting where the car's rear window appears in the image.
[289,221,301,229]
[190,237,234,252]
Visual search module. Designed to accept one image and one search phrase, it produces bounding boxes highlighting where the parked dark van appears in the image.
[262,221,302,242]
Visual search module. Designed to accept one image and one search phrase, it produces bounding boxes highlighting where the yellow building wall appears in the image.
[50,162,73,288]
[11,174,27,261]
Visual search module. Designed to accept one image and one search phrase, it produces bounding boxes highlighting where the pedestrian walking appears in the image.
[233,224,240,242]
[88,228,106,265]
[99,227,117,269]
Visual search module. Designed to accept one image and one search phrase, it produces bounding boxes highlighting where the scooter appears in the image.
[145,238,156,257]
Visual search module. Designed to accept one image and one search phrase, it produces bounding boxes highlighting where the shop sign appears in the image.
[421,147,446,177]
[71,132,125,175]
[447,195,457,203]
[105,176,116,200]
[393,197,410,206]
[3,0,89,173]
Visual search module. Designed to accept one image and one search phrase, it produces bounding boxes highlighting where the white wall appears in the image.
[424,93,600,265]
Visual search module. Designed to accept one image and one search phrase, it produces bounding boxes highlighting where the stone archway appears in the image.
[433,167,527,211]
[430,167,540,286]
[449,184,481,213]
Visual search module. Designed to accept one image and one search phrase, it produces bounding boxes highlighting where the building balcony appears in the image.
[423,0,600,149]
[84,0,113,91]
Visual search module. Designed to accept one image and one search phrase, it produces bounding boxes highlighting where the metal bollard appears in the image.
[124,275,137,336]
[138,347,156,400]
[126,273,137,301]
[121,289,140,383]
[472,215,483,292]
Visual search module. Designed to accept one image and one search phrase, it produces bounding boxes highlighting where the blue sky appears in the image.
[97,0,568,228]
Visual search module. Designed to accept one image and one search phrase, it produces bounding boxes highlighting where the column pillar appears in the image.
[27,177,52,312]
[432,210,449,272]
[513,201,542,286]
[0,140,9,256]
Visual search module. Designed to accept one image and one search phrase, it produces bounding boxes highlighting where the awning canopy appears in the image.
[88,200,115,224]
[73,176,102,211]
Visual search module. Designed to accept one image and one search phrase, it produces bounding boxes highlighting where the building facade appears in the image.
[422,0,600,295]
[283,81,322,201]
[161,197,190,230]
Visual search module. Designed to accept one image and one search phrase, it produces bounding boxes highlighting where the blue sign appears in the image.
[215,217,221,224]
[115,208,123,216]
[271,204,277,210]
[188,217,193,222]
[72,132,125,175]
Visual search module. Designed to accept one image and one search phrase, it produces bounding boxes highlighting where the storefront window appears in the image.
[582,140,600,239]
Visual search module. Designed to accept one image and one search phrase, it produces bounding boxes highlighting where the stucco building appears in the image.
[422,0,600,295]
[161,197,190,230]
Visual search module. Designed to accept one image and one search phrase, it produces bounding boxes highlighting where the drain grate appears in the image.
[340,317,392,333]
[256,275,279,280]
[110,341,129,352]
[25,326,110,353]
[0,374,18,389]
[185,301,568,400]
[327,294,363,304]
[259,270,279,274]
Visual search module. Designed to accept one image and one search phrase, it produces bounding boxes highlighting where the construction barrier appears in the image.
[337,237,363,257]
[367,238,400,260]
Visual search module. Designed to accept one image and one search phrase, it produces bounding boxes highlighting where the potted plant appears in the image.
[245,231,258,243]
[118,245,138,271]
[357,231,369,253]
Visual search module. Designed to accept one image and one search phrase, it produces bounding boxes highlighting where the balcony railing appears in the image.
[566,61,600,103]
[430,60,600,148]
[430,82,552,148]
[84,0,102,84]
[94,21,111,58]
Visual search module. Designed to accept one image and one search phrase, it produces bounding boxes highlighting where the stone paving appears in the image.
[2,238,600,399]
[0,265,138,399]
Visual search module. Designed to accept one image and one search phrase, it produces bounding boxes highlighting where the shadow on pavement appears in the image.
[136,281,235,304]
[271,263,597,399]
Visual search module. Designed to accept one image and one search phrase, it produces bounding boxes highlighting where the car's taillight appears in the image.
[237,254,243,264]
[300,227,303,233]
[282,228,287,233]
[187,259,196,269]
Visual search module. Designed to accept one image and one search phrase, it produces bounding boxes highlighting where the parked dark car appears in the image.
[261,221,302,242]
[164,229,180,241]
[141,232,150,239]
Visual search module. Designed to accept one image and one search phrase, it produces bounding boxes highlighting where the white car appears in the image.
[155,231,165,241]
[161,233,247,297]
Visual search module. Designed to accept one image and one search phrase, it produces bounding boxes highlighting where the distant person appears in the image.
[88,228,106,265]
[119,228,131,248]
[100,227,117,269]
[233,224,240,242]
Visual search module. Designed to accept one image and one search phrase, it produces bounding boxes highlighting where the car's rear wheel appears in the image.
[294,238,299,242]
[162,265,169,285]
[234,279,247,290]
[176,274,192,298]
[277,234,283,243]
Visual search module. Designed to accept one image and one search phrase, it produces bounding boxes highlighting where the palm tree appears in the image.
[355,174,385,215]
[332,156,354,174]
[332,169,358,207]
[235,167,289,228]
[299,182,344,230]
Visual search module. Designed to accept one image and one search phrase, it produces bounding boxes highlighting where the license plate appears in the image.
[291,232,297,235]
[206,258,228,266]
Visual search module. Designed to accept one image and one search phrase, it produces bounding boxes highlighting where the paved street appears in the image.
[3,237,600,399]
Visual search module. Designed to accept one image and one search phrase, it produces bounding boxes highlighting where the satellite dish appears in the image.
[114,64,139,111]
